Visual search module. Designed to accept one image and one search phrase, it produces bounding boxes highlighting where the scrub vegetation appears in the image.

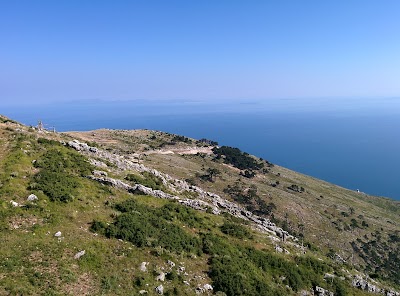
[0,115,399,295]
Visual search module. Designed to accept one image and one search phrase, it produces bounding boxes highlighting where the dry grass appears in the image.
[1,120,399,293]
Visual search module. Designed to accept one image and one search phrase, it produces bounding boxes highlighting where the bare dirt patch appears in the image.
[9,215,42,230]
[63,272,98,296]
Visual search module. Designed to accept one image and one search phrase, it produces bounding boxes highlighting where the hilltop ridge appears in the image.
[0,114,399,295]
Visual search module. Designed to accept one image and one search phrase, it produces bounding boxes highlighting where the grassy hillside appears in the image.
[0,115,399,295]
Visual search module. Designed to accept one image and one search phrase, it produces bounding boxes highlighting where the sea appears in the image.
[2,97,400,200]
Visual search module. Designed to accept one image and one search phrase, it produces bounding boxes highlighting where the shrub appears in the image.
[32,148,93,202]
[37,138,62,146]
[33,169,78,202]
[92,199,202,254]
[212,146,263,170]
[220,222,251,239]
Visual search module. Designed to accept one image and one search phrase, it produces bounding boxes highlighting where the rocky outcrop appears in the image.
[352,275,399,296]
[87,176,179,200]
[314,286,334,296]
[69,139,296,243]
[195,284,213,294]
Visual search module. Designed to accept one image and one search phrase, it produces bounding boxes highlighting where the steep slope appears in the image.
[0,115,398,296]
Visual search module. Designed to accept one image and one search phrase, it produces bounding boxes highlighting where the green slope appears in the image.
[0,115,398,296]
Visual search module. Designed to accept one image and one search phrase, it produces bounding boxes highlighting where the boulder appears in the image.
[314,286,334,296]
[155,285,164,295]
[74,250,85,259]
[203,284,213,291]
[27,194,38,201]
[10,200,19,207]
[140,262,149,272]
[156,272,165,282]
[167,260,175,268]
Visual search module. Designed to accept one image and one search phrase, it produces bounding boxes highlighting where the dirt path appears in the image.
[147,146,214,155]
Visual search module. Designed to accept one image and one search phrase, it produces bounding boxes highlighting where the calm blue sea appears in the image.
[2,98,400,200]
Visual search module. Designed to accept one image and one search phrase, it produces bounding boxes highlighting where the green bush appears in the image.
[37,138,62,146]
[92,199,202,254]
[31,148,93,202]
[33,169,78,202]
[212,146,264,170]
[220,222,251,239]
[210,256,273,296]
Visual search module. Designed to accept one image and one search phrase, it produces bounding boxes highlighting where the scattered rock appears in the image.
[350,275,400,295]
[89,159,108,168]
[203,284,213,291]
[195,284,213,294]
[140,262,149,272]
[314,286,334,296]
[155,285,164,295]
[10,200,19,207]
[299,289,312,296]
[27,194,38,202]
[74,139,297,244]
[139,290,148,294]
[156,272,165,282]
[74,250,86,259]
[93,170,107,177]
[54,231,62,237]
[167,260,175,268]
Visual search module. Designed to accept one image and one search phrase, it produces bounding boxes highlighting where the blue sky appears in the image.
[1,0,400,103]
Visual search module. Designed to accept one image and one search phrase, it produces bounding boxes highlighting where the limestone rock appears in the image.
[203,284,213,291]
[89,158,108,168]
[155,285,164,295]
[93,170,107,177]
[139,290,148,294]
[54,231,62,237]
[314,286,334,296]
[140,262,149,272]
[167,260,175,268]
[74,250,85,259]
[156,272,165,282]
[27,194,38,201]
[75,138,297,244]
[10,200,19,207]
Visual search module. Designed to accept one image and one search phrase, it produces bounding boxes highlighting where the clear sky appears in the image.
[1,0,400,103]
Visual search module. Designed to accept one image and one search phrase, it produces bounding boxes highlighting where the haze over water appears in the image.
[3,97,400,201]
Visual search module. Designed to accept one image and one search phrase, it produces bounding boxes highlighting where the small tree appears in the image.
[205,167,221,182]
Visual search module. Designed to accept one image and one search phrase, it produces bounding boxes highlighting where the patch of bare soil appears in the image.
[65,131,120,145]
[63,272,99,296]
[148,146,214,155]
[9,215,42,230]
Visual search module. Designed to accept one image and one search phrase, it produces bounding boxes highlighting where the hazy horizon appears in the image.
[3,97,400,200]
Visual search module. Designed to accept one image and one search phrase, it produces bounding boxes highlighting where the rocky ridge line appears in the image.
[67,140,296,243]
